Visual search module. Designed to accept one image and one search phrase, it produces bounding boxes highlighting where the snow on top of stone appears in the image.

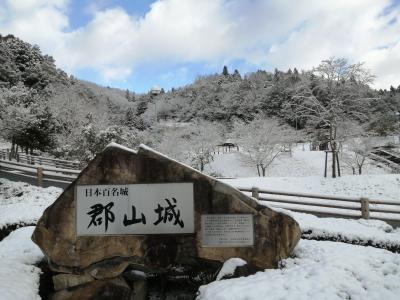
[216,258,247,280]
[105,142,137,154]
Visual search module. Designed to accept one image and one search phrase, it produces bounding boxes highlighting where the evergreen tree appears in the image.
[273,68,280,82]
[390,85,396,96]
[222,65,229,76]
[125,89,130,100]
[233,69,241,79]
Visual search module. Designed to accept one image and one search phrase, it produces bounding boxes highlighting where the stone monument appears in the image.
[32,143,301,299]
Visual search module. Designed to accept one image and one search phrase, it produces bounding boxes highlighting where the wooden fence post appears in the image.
[37,167,43,187]
[252,187,259,200]
[360,197,370,219]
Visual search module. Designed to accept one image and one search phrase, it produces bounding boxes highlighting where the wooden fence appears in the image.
[238,187,400,223]
[0,149,80,170]
[0,149,80,187]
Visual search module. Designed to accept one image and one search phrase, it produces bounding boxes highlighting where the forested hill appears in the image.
[151,66,400,129]
[0,34,131,131]
[1,35,399,165]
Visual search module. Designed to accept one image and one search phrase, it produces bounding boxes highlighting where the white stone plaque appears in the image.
[201,214,254,247]
[76,183,194,236]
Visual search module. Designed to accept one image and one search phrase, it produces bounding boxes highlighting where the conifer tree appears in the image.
[222,65,229,76]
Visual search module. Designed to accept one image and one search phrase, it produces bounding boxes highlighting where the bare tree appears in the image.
[293,57,375,178]
[235,118,292,177]
[156,122,221,172]
[187,122,221,172]
[341,137,376,175]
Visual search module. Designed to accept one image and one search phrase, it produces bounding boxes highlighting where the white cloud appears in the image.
[100,66,132,81]
[0,0,399,87]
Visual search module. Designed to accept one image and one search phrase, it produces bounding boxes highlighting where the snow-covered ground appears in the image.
[222,174,400,202]
[0,227,43,300]
[198,239,400,300]
[0,179,62,229]
[0,139,10,150]
[281,210,400,248]
[206,143,394,178]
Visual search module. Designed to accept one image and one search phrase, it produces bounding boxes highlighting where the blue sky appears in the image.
[67,0,155,29]
[0,0,400,92]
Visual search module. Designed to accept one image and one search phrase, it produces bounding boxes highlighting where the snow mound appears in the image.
[198,239,400,300]
[280,210,400,249]
[216,258,247,280]
[0,226,44,300]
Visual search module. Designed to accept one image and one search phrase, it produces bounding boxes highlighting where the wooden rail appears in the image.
[0,149,80,170]
[238,187,400,222]
[0,149,80,187]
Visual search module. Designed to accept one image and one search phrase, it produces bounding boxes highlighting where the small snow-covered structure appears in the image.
[149,85,161,96]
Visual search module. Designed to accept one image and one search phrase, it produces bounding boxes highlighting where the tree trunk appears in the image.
[256,164,260,177]
[11,139,15,159]
[329,125,337,178]
[336,152,341,177]
[332,151,336,178]
[261,166,266,177]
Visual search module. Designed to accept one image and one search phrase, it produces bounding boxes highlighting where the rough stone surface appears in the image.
[32,144,301,275]
[132,279,147,300]
[53,274,94,291]
[50,277,131,300]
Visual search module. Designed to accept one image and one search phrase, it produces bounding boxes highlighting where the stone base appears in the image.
[50,277,131,300]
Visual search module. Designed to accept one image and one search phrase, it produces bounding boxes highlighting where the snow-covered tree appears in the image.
[292,57,375,178]
[342,137,376,175]
[235,118,293,176]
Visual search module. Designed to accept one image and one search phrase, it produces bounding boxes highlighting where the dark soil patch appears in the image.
[36,259,56,300]
[0,222,36,241]
[302,230,400,253]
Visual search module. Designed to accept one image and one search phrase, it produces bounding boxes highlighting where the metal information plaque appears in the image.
[76,183,194,236]
[201,214,254,247]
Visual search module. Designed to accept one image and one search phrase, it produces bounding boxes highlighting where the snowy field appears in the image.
[222,174,400,202]
[206,143,394,178]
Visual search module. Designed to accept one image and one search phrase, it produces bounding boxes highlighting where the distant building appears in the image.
[150,85,161,96]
